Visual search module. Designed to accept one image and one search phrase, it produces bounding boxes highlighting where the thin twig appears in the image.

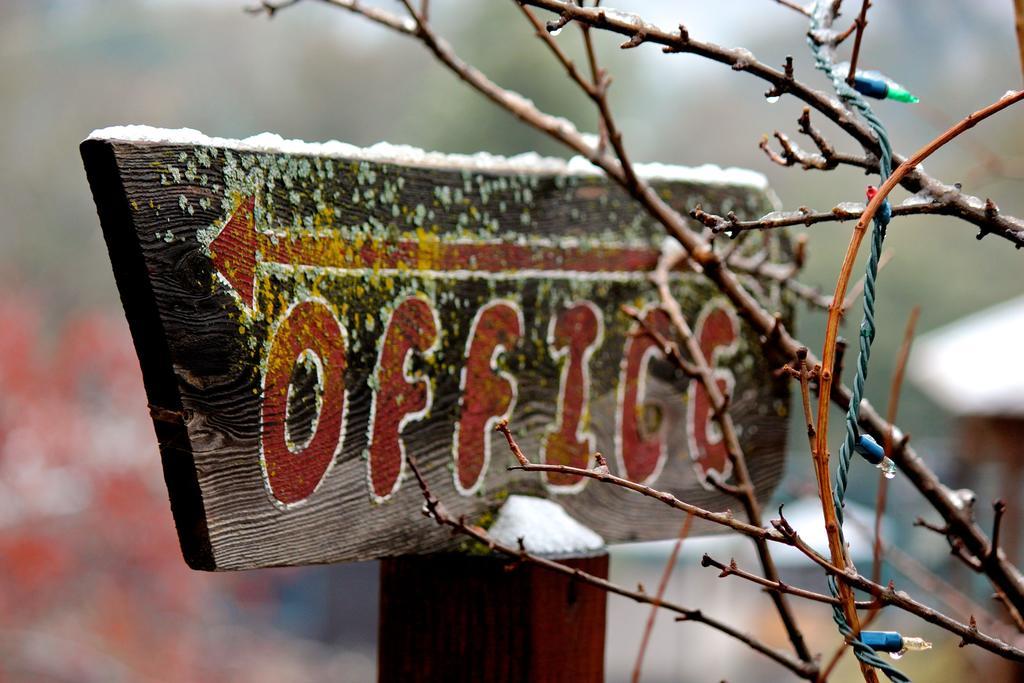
[760,129,876,172]
[773,0,812,16]
[702,554,877,609]
[245,0,301,16]
[773,514,1024,661]
[789,348,821,476]
[694,201,943,236]
[874,306,920,584]
[728,255,832,312]
[253,0,417,33]
[515,3,597,98]
[576,8,606,151]
[496,418,530,466]
[402,450,818,679]
[507,459,785,544]
[991,500,1009,563]
[632,261,814,662]
[793,106,882,172]
[845,0,872,85]
[993,589,1024,632]
[632,514,694,683]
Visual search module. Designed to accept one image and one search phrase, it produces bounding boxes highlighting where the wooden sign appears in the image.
[81,128,791,570]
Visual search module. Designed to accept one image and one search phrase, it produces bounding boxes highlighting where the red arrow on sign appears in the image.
[209,196,662,309]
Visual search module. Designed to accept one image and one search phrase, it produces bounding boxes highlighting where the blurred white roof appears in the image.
[909,295,1024,417]
[611,497,888,567]
[765,497,889,567]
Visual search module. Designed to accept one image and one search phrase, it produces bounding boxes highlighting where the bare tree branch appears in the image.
[874,306,920,584]
[626,264,813,662]
[702,553,877,608]
[402,450,819,679]
[693,201,945,237]
[517,0,1024,248]
[760,129,875,172]
[773,514,1024,661]
[254,0,1024,643]
[504,457,786,545]
[633,514,694,683]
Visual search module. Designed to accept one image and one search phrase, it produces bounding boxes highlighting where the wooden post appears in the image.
[378,552,608,683]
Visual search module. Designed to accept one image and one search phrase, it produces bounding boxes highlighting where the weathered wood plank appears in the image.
[81,131,791,570]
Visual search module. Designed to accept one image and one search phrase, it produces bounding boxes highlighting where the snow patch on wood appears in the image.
[488,495,605,556]
[87,125,768,189]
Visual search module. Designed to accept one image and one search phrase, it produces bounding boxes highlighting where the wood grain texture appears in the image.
[81,137,792,570]
[379,553,608,683]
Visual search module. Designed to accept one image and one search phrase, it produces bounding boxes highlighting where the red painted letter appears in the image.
[366,297,439,502]
[261,300,346,505]
[541,301,603,491]
[687,302,740,487]
[454,300,523,495]
[616,307,672,484]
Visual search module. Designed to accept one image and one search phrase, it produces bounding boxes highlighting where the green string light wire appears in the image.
[807,3,910,681]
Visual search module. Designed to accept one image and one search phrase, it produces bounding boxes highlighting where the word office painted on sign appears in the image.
[83,133,789,568]
[210,196,740,508]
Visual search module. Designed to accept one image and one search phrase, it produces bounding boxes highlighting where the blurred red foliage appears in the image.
[0,295,368,682]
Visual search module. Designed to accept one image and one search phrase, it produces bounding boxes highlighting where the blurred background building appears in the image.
[0,1,1022,680]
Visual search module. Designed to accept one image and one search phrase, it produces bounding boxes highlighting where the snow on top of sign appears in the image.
[487,495,604,556]
[87,125,769,189]
[909,295,1024,417]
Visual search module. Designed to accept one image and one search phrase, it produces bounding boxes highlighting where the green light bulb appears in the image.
[886,85,919,103]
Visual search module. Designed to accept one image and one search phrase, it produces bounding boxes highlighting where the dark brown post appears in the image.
[378,552,609,682]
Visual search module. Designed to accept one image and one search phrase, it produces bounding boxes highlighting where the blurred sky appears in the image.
[1,1,1023,681]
